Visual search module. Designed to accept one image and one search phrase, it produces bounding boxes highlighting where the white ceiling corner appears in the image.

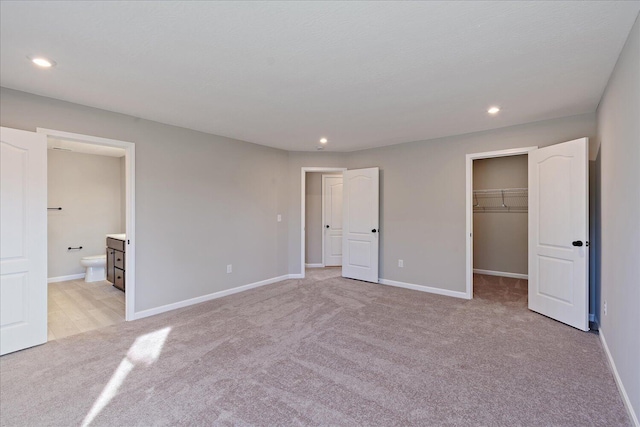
[1,1,639,152]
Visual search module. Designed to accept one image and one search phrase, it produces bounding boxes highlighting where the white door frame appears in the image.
[465,147,537,299]
[37,128,136,321]
[301,167,347,278]
[321,174,343,267]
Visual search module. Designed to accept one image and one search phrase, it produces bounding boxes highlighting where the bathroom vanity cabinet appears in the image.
[106,236,126,292]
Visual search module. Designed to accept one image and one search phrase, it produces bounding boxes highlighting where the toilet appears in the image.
[80,255,107,282]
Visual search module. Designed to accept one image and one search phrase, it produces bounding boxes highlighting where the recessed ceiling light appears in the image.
[487,106,500,114]
[28,56,56,68]
[319,138,328,144]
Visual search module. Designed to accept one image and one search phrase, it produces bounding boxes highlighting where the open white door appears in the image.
[1,127,48,355]
[529,138,589,331]
[323,174,343,267]
[342,167,379,283]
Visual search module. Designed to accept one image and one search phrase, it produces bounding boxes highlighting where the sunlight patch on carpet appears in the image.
[81,327,171,426]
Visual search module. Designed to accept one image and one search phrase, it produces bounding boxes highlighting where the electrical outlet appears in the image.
[398,259,404,268]
[227,264,232,274]
[277,214,282,222]
[604,300,607,316]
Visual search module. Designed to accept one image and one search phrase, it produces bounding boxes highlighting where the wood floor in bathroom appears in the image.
[48,279,125,341]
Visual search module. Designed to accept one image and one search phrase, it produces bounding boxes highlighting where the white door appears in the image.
[323,174,343,267]
[342,167,379,283]
[1,127,48,355]
[529,138,589,331]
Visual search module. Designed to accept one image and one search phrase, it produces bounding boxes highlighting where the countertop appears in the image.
[106,233,126,241]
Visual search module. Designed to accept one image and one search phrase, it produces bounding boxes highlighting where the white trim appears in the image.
[305,263,324,268]
[132,275,291,320]
[301,167,347,279]
[599,328,639,427]
[47,273,85,283]
[466,147,537,299]
[288,273,304,279]
[473,269,528,280]
[378,278,469,300]
[37,128,136,322]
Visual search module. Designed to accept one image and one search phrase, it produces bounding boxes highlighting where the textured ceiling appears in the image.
[1,1,639,151]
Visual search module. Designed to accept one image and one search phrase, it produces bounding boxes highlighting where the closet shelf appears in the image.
[473,188,528,212]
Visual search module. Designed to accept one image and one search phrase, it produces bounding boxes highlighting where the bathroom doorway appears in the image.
[38,128,136,338]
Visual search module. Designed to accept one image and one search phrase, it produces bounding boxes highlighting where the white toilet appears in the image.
[80,255,107,282]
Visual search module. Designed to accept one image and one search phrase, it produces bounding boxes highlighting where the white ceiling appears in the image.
[47,138,126,157]
[1,2,639,152]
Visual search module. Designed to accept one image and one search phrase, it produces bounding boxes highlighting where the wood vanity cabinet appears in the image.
[106,237,125,292]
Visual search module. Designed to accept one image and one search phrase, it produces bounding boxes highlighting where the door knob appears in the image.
[326,225,330,228]
[572,240,583,247]
[372,229,377,233]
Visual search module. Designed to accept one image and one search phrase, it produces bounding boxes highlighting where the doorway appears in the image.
[322,174,344,267]
[37,128,136,322]
[46,138,126,339]
[304,172,344,268]
[300,167,347,278]
[465,147,537,298]
[472,155,528,278]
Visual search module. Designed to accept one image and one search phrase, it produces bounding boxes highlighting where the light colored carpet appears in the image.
[0,269,630,426]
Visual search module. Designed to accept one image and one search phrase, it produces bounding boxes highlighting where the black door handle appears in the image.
[572,241,583,247]
[372,229,377,233]
[326,225,330,228]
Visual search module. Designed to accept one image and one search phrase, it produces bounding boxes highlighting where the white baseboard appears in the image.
[132,274,292,320]
[305,263,324,268]
[48,273,85,283]
[288,273,304,279]
[378,278,468,300]
[599,328,639,426]
[473,269,528,280]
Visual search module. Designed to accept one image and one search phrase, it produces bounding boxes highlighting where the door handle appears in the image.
[372,229,377,233]
[326,225,330,228]
[572,240,583,247]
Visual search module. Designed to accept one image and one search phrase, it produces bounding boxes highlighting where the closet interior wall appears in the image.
[473,155,528,277]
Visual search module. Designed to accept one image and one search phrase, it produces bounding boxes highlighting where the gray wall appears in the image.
[3,88,598,308]
[1,87,290,313]
[47,150,123,278]
[596,14,640,421]
[287,114,597,292]
[472,155,528,275]
[305,172,322,264]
